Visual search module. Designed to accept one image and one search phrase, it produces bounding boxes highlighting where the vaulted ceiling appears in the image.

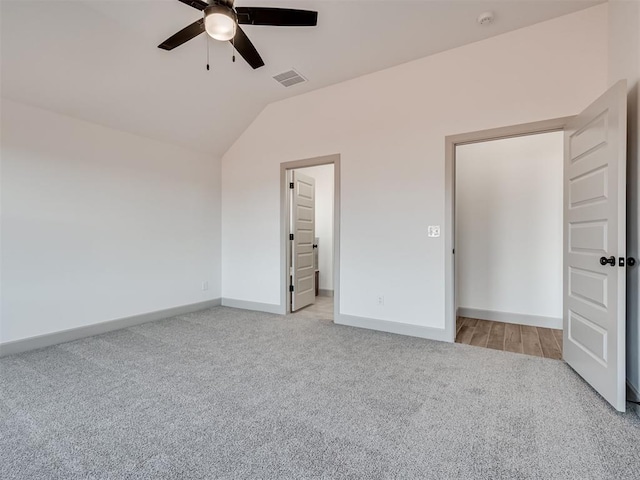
[1,0,603,156]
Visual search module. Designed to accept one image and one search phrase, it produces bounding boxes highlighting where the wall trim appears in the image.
[318,289,334,298]
[221,298,284,315]
[458,307,562,329]
[335,314,450,343]
[0,298,222,357]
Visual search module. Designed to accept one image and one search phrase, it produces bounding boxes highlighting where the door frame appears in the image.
[280,154,341,317]
[444,117,574,342]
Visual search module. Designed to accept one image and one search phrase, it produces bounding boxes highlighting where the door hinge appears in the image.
[289,285,294,292]
[289,182,294,189]
[290,233,294,241]
[453,249,455,254]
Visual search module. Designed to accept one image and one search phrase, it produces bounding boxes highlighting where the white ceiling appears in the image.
[1,0,603,156]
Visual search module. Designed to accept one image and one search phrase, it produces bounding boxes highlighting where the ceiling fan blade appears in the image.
[235,7,318,27]
[177,0,209,11]
[158,19,205,51]
[230,26,265,69]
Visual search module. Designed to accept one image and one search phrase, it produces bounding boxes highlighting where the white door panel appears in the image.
[563,80,627,411]
[291,171,316,311]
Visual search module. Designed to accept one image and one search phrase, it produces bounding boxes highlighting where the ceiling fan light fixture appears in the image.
[204,5,237,41]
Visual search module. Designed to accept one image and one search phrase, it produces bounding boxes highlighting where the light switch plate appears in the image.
[428,225,440,238]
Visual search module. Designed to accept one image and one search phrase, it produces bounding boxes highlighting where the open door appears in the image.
[564,80,627,411]
[290,171,316,311]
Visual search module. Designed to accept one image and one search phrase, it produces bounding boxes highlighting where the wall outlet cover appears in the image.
[428,225,441,237]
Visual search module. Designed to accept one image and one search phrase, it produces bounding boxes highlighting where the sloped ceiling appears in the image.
[0,0,603,156]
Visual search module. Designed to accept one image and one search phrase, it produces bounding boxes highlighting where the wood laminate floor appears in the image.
[456,317,563,360]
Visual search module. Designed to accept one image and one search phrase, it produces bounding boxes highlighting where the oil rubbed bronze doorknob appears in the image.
[628,257,637,267]
[600,256,616,266]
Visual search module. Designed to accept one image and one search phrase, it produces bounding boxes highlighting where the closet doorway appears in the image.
[454,131,564,359]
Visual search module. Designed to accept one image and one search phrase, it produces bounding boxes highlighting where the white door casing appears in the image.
[291,171,316,311]
[563,80,627,412]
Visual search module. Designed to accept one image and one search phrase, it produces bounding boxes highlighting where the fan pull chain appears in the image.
[231,36,236,63]
[206,33,210,71]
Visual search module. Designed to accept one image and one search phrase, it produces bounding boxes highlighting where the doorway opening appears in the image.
[454,131,564,359]
[444,117,573,356]
[280,154,340,321]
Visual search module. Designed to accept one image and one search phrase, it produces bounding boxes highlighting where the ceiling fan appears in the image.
[158,0,318,69]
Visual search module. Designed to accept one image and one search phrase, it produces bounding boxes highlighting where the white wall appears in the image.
[456,132,563,325]
[221,5,608,332]
[0,99,221,344]
[295,165,334,292]
[608,0,640,397]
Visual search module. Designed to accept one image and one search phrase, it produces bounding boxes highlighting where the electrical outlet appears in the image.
[377,295,384,306]
[202,281,209,291]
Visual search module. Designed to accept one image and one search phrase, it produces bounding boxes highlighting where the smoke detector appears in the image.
[477,11,494,25]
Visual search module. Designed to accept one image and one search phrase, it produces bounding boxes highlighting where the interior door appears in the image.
[564,80,627,411]
[291,171,316,311]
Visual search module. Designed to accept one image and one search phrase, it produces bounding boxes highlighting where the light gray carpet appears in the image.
[1,307,639,479]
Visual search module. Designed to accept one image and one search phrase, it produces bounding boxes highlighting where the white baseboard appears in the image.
[0,298,222,357]
[318,289,334,298]
[221,298,284,315]
[457,307,562,329]
[335,314,450,342]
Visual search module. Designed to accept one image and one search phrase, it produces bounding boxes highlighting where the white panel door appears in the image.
[564,80,627,411]
[291,171,316,311]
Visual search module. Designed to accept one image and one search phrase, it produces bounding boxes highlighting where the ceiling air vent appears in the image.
[273,69,307,88]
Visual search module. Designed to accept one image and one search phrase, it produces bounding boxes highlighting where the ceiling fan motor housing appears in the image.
[213,0,235,7]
